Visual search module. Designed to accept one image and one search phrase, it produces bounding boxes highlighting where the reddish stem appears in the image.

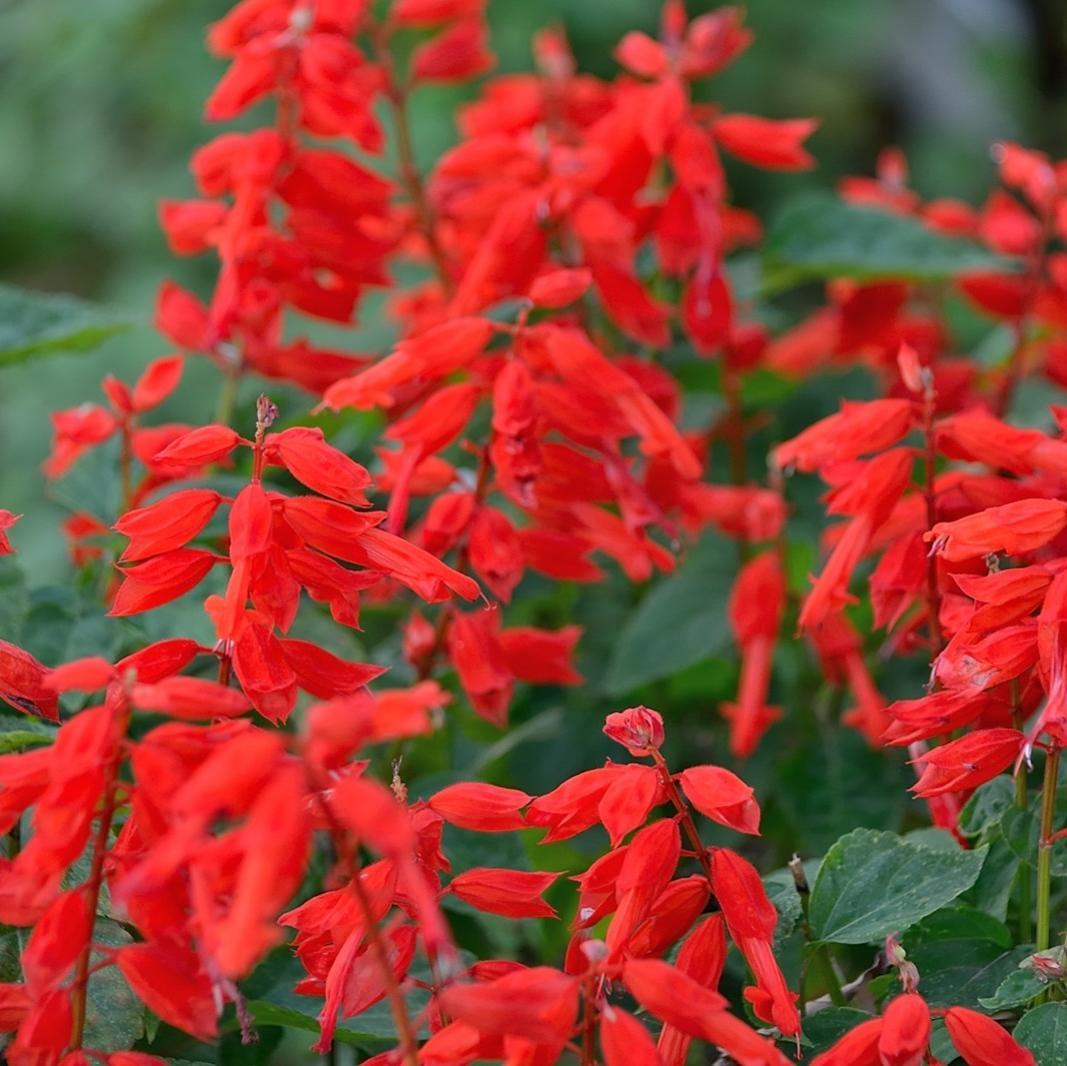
[308,769,420,1066]
[368,20,454,297]
[920,378,944,657]
[650,749,714,885]
[69,693,131,1050]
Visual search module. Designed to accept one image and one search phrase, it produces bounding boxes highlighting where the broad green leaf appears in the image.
[245,990,425,1049]
[604,533,735,694]
[902,907,1026,1008]
[0,713,55,757]
[966,832,1021,922]
[808,828,987,944]
[0,730,53,754]
[240,947,423,1048]
[763,193,1013,289]
[779,1007,871,1056]
[980,958,1049,1011]
[83,918,143,1050]
[959,776,1017,838]
[1015,1002,1067,1065]
[1001,796,1067,873]
[763,867,805,949]
[0,283,134,367]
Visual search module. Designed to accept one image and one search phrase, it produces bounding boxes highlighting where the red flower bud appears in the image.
[603,706,665,756]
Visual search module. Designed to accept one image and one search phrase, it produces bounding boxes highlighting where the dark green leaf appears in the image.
[83,918,143,1050]
[604,533,735,694]
[764,867,805,949]
[959,776,1017,838]
[0,283,134,367]
[1001,797,1067,873]
[808,828,987,944]
[763,194,1014,289]
[1014,1002,1067,1065]
[966,832,1020,922]
[980,959,1049,1011]
[785,1007,871,1057]
[903,907,1025,1008]
[240,947,423,1049]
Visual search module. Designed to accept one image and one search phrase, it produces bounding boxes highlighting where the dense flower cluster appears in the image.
[0,0,1064,1063]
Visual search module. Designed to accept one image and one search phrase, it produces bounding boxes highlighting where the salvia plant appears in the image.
[5,0,1067,1063]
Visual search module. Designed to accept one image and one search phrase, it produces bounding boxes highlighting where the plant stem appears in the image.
[580,974,599,1066]
[310,776,420,1066]
[69,694,131,1049]
[215,367,240,428]
[368,20,454,297]
[119,422,134,514]
[650,749,713,884]
[1036,745,1061,955]
[920,379,943,656]
[1014,698,1032,944]
[790,856,846,1008]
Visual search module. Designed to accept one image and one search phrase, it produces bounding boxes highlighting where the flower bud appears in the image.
[603,706,665,756]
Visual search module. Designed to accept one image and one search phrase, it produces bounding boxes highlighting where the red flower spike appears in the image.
[600,1006,663,1066]
[927,498,1067,561]
[622,958,727,1035]
[428,782,531,832]
[116,943,218,1041]
[153,424,243,467]
[942,1006,1035,1066]
[678,766,760,834]
[712,114,818,170]
[877,993,930,1066]
[709,848,778,942]
[271,427,372,507]
[448,867,560,918]
[113,489,224,562]
[0,511,20,556]
[0,641,60,721]
[910,728,1023,796]
[132,354,184,412]
[437,967,580,1045]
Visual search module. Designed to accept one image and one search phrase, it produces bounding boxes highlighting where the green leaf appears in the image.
[763,867,805,949]
[0,283,134,367]
[782,1007,871,1056]
[83,918,143,1051]
[1015,1002,1067,1065]
[959,776,1017,838]
[902,907,1026,1008]
[808,828,987,945]
[980,958,1049,1011]
[604,533,735,694]
[0,714,56,756]
[966,832,1021,922]
[763,194,1014,290]
[0,730,52,754]
[1001,796,1067,873]
[240,947,424,1049]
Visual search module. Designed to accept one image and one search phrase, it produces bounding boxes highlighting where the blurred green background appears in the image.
[0,0,1063,580]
